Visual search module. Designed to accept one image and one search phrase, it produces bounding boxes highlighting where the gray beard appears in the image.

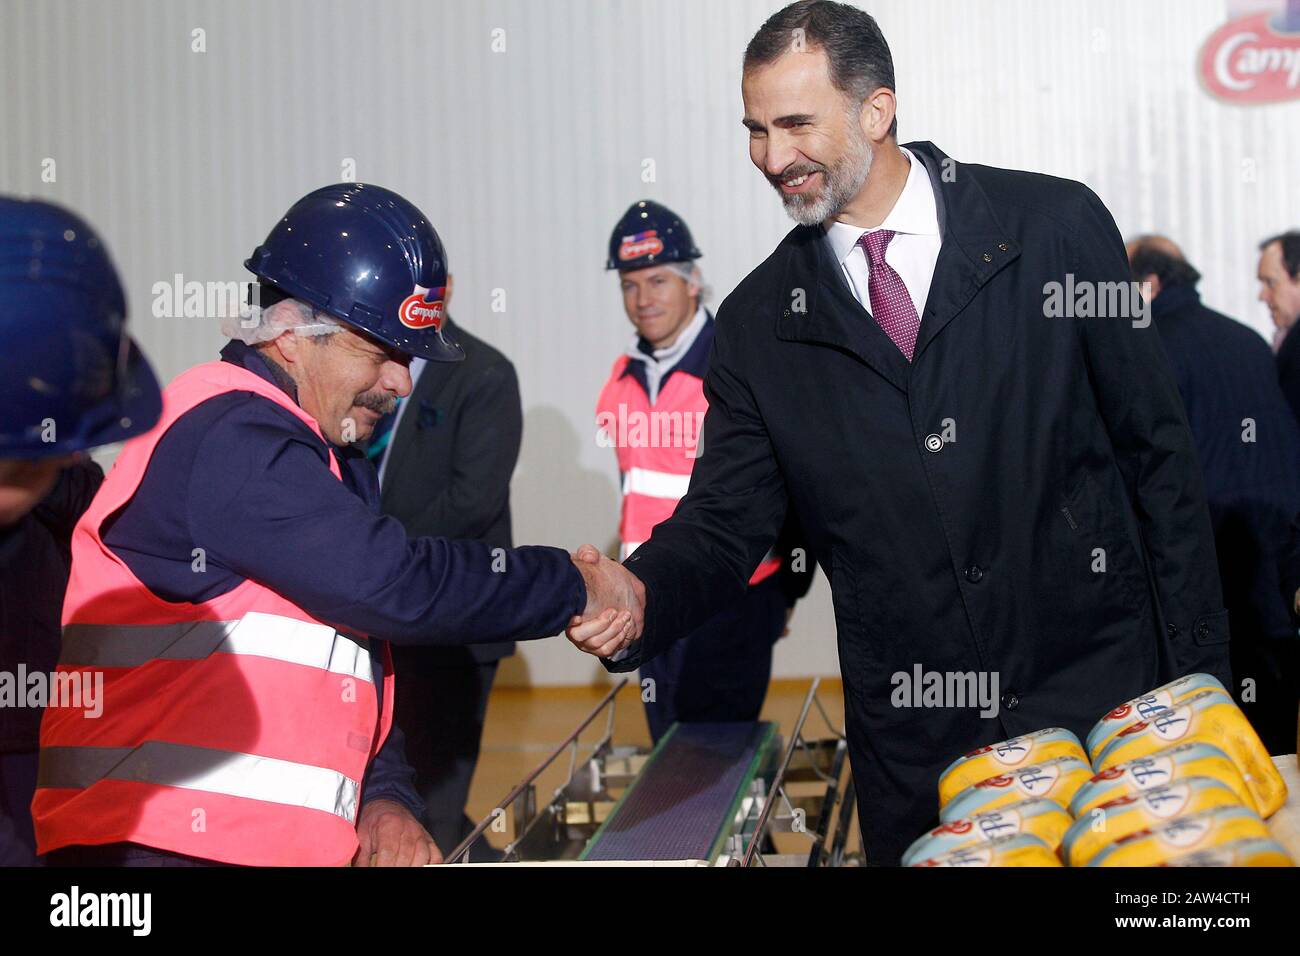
[780,135,874,227]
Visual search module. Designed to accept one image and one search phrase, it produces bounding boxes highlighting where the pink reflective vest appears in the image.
[34,361,393,866]
[596,351,780,585]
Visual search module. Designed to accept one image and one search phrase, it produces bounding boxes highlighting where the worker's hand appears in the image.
[567,607,634,657]
[354,799,442,867]
[568,544,645,657]
[781,606,795,638]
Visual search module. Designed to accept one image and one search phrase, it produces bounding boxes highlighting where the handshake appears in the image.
[567,544,646,658]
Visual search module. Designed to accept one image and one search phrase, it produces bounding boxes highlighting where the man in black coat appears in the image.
[567,1,1229,865]
[1129,236,1300,754]
[370,299,522,862]
[1259,231,1300,423]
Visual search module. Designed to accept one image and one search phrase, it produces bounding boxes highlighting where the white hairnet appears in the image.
[221,295,343,345]
[665,261,710,304]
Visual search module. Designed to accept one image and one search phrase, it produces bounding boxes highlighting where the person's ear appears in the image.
[268,329,301,368]
[1138,273,1161,303]
[860,87,896,144]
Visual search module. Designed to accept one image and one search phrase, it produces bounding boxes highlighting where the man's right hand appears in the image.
[567,544,645,658]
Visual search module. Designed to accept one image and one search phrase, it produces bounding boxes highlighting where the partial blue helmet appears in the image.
[0,197,162,458]
[245,183,463,362]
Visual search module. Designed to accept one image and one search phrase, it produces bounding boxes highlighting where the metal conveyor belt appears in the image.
[581,721,776,862]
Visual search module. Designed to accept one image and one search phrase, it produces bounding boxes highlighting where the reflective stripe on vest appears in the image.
[597,355,781,586]
[34,361,393,866]
[60,614,374,681]
[622,466,691,500]
[39,741,361,823]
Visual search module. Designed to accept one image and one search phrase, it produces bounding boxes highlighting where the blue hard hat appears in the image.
[605,200,701,271]
[245,183,463,362]
[0,197,162,459]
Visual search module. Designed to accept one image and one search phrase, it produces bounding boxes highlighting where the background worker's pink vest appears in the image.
[34,362,393,866]
[596,355,780,584]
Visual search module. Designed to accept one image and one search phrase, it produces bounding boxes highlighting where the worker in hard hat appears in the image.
[0,197,163,866]
[34,184,638,867]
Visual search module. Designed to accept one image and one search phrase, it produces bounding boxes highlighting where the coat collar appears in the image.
[775,141,1021,391]
[220,338,300,403]
[219,338,369,470]
[1150,284,1200,321]
[619,309,716,394]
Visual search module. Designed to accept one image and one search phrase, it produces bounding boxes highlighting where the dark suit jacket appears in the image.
[1151,285,1300,644]
[607,141,1229,864]
[1277,322,1300,424]
[381,316,522,663]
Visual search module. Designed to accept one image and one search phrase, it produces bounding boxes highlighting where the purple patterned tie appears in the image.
[858,229,920,361]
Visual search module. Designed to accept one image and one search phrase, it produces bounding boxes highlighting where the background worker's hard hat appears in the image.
[245,183,464,363]
[605,199,702,271]
[0,196,162,458]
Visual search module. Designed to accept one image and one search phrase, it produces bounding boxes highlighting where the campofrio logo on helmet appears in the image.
[399,286,446,330]
[618,230,664,261]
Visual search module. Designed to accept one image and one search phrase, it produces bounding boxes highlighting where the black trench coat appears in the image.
[606,141,1231,865]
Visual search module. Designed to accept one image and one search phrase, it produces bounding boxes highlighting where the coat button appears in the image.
[982,253,993,262]
[965,565,984,583]
[998,242,1009,251]
[1001,691,1020,710]
[1167,624,1179,639]
[924,434,943,453]
[1196,620,1210,639]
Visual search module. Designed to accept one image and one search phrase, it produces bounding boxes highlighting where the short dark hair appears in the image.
[1260,231,1300,280]
[1128,240,1201,291]
[744,0,898,139]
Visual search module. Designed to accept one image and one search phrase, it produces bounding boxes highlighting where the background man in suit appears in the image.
[368,274,523,862]
[1259,231,1300,423]
[567,0,1229,864]
[1129,235,1300,753]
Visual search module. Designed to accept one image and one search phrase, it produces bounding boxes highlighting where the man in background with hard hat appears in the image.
[34,183,638,867]
[0,198,164,865]
[597,200,810,742]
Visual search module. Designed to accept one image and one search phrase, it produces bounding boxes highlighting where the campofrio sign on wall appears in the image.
[1200,0,1300,102]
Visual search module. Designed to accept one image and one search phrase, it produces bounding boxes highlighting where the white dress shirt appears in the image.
[824,147,942,319]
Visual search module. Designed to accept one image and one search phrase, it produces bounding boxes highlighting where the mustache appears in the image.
[767,162,826,188]
[353,391,400,415]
